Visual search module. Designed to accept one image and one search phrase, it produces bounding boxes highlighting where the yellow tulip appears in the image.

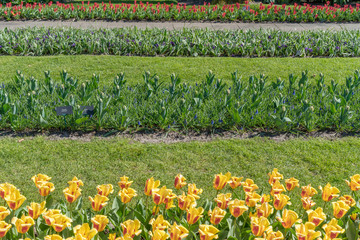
[213,172,231,190]
[295,222,321,240]
[332,200,350,219]
[73,223,98,240]
[177,193,196,211]
[0,183,17,199]
[301,197,316,210]
[320,183,340,202]
[345,174,360,191]
[301,184,318,198]
[174,174,187,190]
[198,225,219,240]
[276,209,300,229]
[151,229,169,240]
[96,184,114,197]
[5,189,26,210]
[150,215,170,232]
[253,202,273,219]
[243,179,259,193]
[229,199,248,218]
[42,209,61,226]
[208,207,226,225]
[339,195,356,207]
[264,229,284,240]
[68,177,84,187]
[270,180,286,196]
[186,206,204,225]
[11,215,35,234]
[31,174,52,187]
[89,195,109,212]
[44,234,74,240]
[251,216,270,237]
[118,176,133,190]
[0,206,10,221]
[152,205,160,215]
[214,193,232,209]
[307,207,326,227]
[27,201,46,219]
[273,194,290,210]
[38,182,55,197]
[118,188,137,204]
[268,168,283,185]
[322,218,345,239]
[260,194,271,204]
[91,215,109,232]
[228,177,243,189]
[187,183,203,199]
[0,221,11,237]
[152,186,171,205]
[51,214,72,232]
[285,177,300,191]
[121,219,142,237]
[169,222,188,240]
[351,213,357,221]
[245,192,261,207]
[108,233,132,240]
[144,177,160,196]
[163,192,177,210]
[63,182,81,204]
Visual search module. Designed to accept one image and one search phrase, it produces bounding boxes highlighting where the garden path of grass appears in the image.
[2,56,360,85]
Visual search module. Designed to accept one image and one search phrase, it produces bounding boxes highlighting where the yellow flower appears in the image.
[270,180,286,196]
[301,184,318,198]
[0,183,17,199]
[273,194,290,210]
[186,206,204,225]
[345,174,360,191]
[144,177,160,196]
[243,179,259,193]
[0,206,10,221]
[152,186,171,205]
[251,216,270,237]
[149,215,170,232]
[187,183,203,199]
[174,174,187,190]
[43,209,61,226]
[73,223,98,240]
[27,201,46,220]
[285,177,300,191]
[11,215,35,234]
[169,222,188,240]
[118,188,137,204]
[214,193,231,209]
[44,234,71,240]
[38,182,55,197]
[295,222,321,240]
[163,192,177,210]
[151,229,169,240]
[307,207,326,227]
[351,213,357,221]
[0,221,11,237]
[228,177,243,189]
[260,194,271,204]
[121,219,142,237]
[63,182,81,204]
[322,218,345,239]
[264,229,284,240]
[199,225,219,240]
[96,184,114,197]
[68,177,84,187]
[51,214,72,232]
[268,168,283,185]
[228,199,248,218]
[320,183,340,202]
[208,207,226,225]
[31,174,52,187]
[5,189,26,210]
[339,195,356,207]
[301,197,316,210]
[91,215,108,232]
[108,233,132,240]
[177,193,196,211]
[118,176,133,190]
[276,209,300,229]
[245,192,261,207]
[332,200,350,219]
[252,202,273,219]
[89,195,109,211]
[213,172,231,190]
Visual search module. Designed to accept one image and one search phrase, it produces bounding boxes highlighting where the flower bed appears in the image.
[0,169,359,239]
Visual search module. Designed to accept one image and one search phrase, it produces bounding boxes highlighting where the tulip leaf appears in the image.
[45,195,54,209]
[346,219,357,240]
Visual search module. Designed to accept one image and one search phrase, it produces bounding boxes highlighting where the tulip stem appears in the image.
[33,223,36,240]
[122,204,126,222]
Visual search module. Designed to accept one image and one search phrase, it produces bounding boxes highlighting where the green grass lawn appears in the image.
[1,56,360,85]
[1,136,358,206]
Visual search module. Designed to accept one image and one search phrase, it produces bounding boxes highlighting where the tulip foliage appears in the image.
[0,170,360,239]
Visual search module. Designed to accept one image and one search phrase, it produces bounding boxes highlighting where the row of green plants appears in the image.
[2,1,360,22]
[0,69,359,132]
[1,27,360,57]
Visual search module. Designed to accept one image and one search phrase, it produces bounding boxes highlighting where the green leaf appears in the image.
[346,219,357,240]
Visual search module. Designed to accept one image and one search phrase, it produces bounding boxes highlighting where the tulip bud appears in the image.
[310,106,314,111]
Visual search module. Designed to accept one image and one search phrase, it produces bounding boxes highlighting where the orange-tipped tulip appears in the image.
[27,201,46,219]
[0,207,10,221]
[51,214,72,232]
[11,215,35,234]
[169,222,188,240]
[89,194,109,211]
[285,177,299,191]
[295,222,321,240]
[151,229,169,240]
[42,209,61,226]
[31,174,52,187]
[186,206,204,225]
[152,186,171,205]
[118,176,133,190]
[38,182,55,197]
[177,193,196,211]
[301,184,318,198]
[91,215,108,232]
[345,174,360,191]
[73,223,98,240]
[251,216,270,237]
[199,225,219,240]
[0,221,11,237]
[252,202,273,218]
[276,209,300,229]
[208,207,226,225]
[5,189,26,210]
[144,177,160,196]
[268,168,283,185]
[307,207,326,227]
[332,200,350,219]
[339,195,356,207]
[68,177,84,187]
[118,188,137,204]
[149,215,170,232]
[121,219,142,237]
[0,183,17,199]
[245,192,261,207]
[273,194,290,210]
[322,218,345,239]
[63,182,81,204]
[96,184,114,197]
[174,174,187,190]
[214,193,231,209]
[301,197,316,210]
[243,179,259,193]
[270,180,286,196]
[320,183,340,202]
[187,183,203,199]
[228,177,243,189]
[213,172,231,190]
[229,199,248,218]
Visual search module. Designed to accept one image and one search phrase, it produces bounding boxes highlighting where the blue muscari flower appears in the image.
[255,109,258,115]
[138,121,141,126]
[211,120,214,125]
[251,116,253,120]
[219,119,223,123]
[168,125,170,129]
[274,109,276,113]
[194,114,197,119]
[292,90,295,95]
